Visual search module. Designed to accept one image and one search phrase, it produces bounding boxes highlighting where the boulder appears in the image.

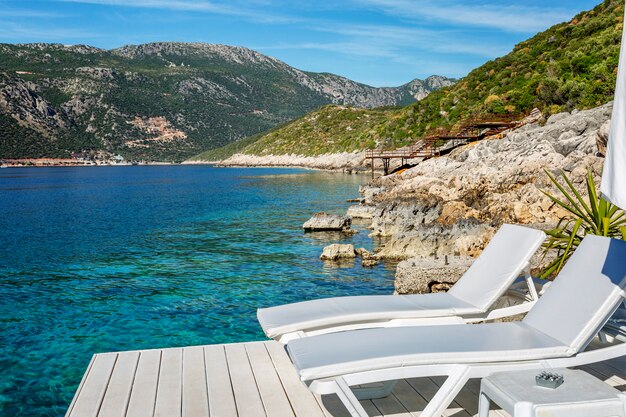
[347,204,375,219]
[355,247,380,267]
[303,212,351,231]
[362,258,379,267]
[320,244,356,261]
[394,256,474,294]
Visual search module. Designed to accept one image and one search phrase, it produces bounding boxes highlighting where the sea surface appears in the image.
[0,165,395,417]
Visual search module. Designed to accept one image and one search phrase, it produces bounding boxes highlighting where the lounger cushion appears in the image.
[258,293,477,338]
[287,322,571,381]
[448,224,546,310]
[523,236,626,351]
[259,224,545,339]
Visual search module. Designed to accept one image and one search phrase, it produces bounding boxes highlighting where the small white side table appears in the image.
[479,369,626,417]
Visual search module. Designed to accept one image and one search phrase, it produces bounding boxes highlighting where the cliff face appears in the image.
[0,42,453,160]
[356,103,611,260]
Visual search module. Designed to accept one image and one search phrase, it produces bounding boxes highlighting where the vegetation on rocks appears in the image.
[203,0,624,160]
[377,0,623,148]
[541,170,626,278]
[240,105,395,156]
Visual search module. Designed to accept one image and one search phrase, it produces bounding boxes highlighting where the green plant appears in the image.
[540,169,626,278]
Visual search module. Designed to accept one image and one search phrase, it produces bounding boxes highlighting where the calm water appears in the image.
[0,165,394,417]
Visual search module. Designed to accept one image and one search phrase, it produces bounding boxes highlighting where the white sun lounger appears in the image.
[286,235,626,417]
[258,224,546,341]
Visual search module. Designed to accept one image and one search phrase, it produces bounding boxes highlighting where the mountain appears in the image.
[200,0,621,159]
[0,42,454,160]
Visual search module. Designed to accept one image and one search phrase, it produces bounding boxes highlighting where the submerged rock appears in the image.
[320,244,356,261]
[303,212,352,232]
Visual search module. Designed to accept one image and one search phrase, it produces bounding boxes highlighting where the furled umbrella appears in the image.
[601,3,626,209]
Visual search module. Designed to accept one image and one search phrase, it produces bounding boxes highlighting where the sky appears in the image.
[0,0,603,87]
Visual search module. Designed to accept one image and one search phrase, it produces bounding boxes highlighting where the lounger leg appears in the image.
[524,264,539,301]
[353,381,398,400]
[478,392,491,417]
[420,365,471,417]
[335,377,371,417]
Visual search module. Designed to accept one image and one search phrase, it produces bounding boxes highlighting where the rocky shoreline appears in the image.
[216,151,369,172]
[359,104,609,258]
[310,103,611,293]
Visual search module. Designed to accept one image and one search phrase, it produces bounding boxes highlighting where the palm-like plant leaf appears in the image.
[541,170,625,278]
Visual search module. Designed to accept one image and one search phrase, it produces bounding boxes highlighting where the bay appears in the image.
[0,165,394,416]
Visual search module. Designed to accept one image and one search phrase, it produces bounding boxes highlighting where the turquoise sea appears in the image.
[0,165,395,417]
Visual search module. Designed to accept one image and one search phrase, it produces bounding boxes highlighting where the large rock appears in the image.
[303,212,352,231]
[320,244,356,261]
[394,256,474,294]
[360,103,611,260]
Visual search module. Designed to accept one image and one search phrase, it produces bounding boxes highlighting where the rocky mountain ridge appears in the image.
[0,42,454,160]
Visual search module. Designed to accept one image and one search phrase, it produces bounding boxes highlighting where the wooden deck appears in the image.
[66,341,626,417]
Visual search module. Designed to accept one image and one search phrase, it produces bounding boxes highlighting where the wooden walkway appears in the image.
[66,340,626,417]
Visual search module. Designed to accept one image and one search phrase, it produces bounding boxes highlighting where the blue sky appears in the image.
[0,0,602,86]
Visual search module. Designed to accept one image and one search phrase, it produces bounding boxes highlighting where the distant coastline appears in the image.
[194,151,371,173]
[0,158,176,168]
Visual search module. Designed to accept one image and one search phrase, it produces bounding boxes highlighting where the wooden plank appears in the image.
[154,348,182,417]
[588,361,626,384]
[99,351,140,417]
[371,392,413,417]
[67,353,117,417]
[388,380,428,417]
[225,343,266,416]
[406,378,471,417]
[204,345,237,417]
[65,355,97,417]
[431,376,481,417]
[126,349,162,417]
[182,346,209,417]
[265,342,327,417]
[246,342,296,417]
[361,400,383,417]
[460,379,508,417]
[315,394,352,417]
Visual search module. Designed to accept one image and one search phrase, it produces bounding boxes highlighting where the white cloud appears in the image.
[313,23,508,57]
[356,0,572,33]
[56,0,299,24]
[0,6,68,19]
[0,22,101,41]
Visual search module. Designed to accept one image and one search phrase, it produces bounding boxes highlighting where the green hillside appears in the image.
[379,0,623,147]
[0,43,451,161]
[192,105,396,159]
[203,0,622,159]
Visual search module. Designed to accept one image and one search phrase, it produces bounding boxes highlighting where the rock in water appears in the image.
[320,244,356,261]
[303,212,352,231]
